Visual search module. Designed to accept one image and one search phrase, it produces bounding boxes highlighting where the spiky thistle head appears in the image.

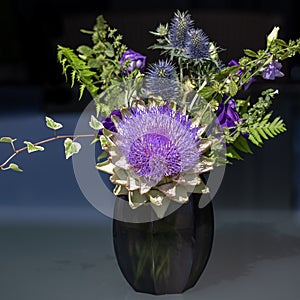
[144,60,179,101]
[96,100,214,209]
[185,28,210,60]
[168,10,194,49]
[116,104,201,184]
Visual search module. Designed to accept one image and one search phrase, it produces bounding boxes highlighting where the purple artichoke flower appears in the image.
[115,105,201,183]
[262,60,284,80]
[120,49,146,74]
[99,109,122,135]
[228,59,256,90]
[216,98,241,128]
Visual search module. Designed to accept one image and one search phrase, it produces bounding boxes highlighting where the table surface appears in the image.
[1,208,300,300]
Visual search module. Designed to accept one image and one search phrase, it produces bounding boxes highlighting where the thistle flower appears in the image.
[145,60,179,101]
[168,11,194,49]
[116,105,200,184]
[97,101,214,208]
[185,29,210,60]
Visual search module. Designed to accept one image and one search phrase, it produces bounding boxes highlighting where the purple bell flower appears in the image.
[216,98,249,138]
[216,98,241,128]
[120,49,146,74]
[262,60,284,80]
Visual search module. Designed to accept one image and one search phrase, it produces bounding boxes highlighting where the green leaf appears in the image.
[226,146,243,160]
[244,49,258,57]
[77,45,94,56]
[79,84,86,100]
[248,129,263,147]
[198,87,215,99]
[9,163,23,172]
[24,141,45,153]
[64,138,81,159]
[97,151,108,161]
[247,116,286,148]
[228,80,238,97]
[276,39,288,47]
[90,137,100,145]
[89,115,103,130]
[233,135,253,154]
[0,137,16,143]
[87,58,101,68]
[104,49,114,57]
[45,116,63,130]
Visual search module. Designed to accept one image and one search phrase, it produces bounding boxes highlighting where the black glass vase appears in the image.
[112,193,214,295]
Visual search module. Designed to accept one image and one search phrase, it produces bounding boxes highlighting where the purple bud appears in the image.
[120,49,146,75]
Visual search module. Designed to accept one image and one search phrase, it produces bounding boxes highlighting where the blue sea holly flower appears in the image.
[168,11,194,49]
[185,29,210,60]
[120,49,146,74]
[145,60,179,101]
[262,60,284,80]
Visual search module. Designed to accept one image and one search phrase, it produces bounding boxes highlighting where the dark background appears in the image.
[1,0,300,212]
[1,2,300,299]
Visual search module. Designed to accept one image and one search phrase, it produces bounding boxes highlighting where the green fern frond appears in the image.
[226,146,243,160]
[57,45,99,99]
[248,116,287,147]
[79,84,86,100]
[233,135,253,154]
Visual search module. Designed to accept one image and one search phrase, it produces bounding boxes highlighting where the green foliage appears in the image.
[89,115,103,130]
[24,141,44,153]
[57,46,99,99]
[57,15,128,100]
[45,116,63,130]
[2,14,300,176]
[0,137,16,143]
[64,138,81,159]
[8,163,23,172]
[248,114,286,147]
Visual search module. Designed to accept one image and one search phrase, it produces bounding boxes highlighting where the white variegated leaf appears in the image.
[95,160,115,174]
[64,138,81,159]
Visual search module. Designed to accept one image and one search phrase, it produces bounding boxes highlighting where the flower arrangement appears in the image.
[1,11,300,218]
